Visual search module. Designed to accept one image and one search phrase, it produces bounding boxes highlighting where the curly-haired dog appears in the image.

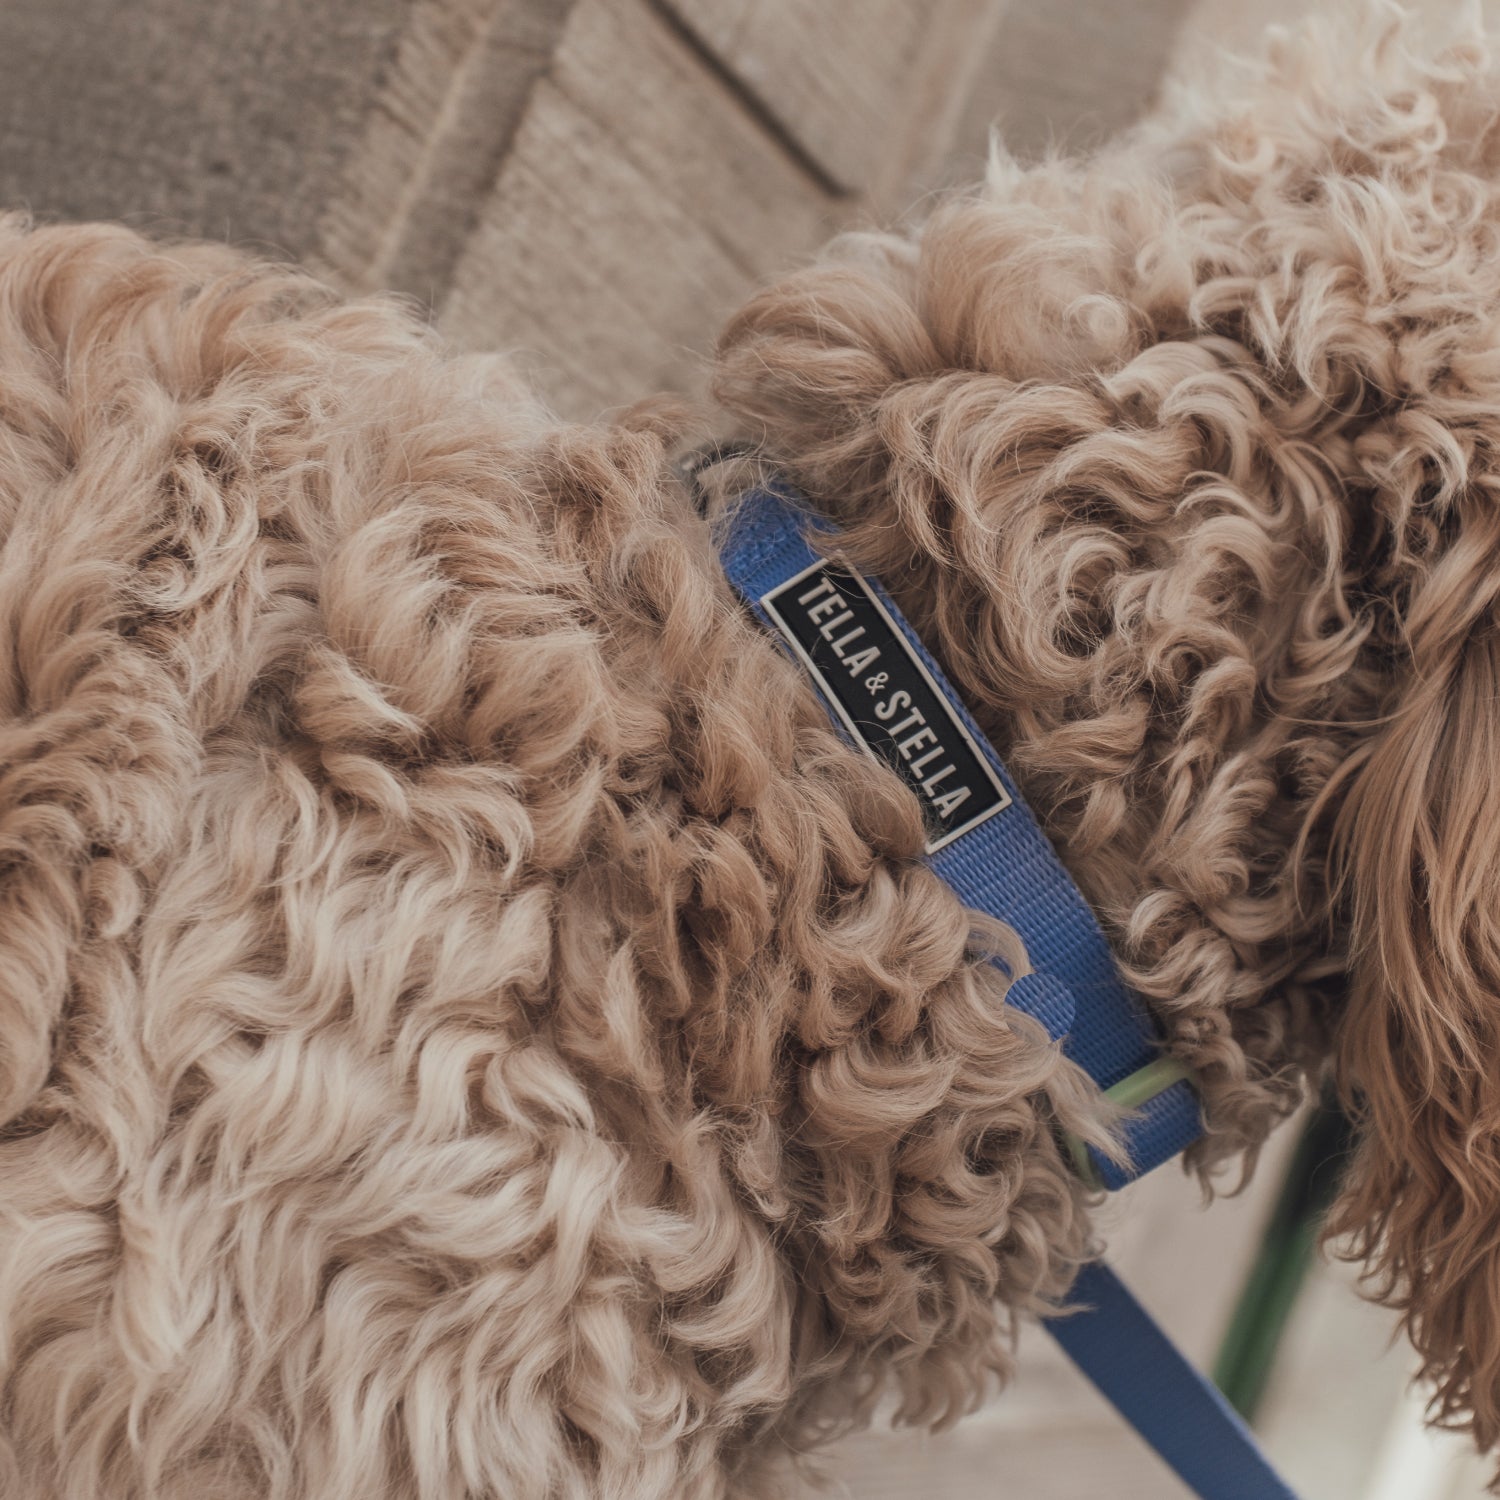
[3,9,1500,1497]
[716,9,1500,1457]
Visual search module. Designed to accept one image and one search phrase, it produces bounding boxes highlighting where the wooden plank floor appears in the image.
[313,0,1014,416]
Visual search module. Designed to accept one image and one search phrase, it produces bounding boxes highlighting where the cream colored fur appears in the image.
[3,7,1500,1496]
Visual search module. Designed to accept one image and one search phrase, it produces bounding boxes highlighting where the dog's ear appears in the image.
[1326,507,1500,1449]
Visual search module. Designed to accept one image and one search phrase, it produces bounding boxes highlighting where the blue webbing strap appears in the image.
[1054,1263,1300,1500]
[715,482,1299,1500]
[715,483,1200,1183]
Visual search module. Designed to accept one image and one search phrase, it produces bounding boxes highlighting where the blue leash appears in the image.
[715,481,1299,1500]
[1053,1262,1300,1500]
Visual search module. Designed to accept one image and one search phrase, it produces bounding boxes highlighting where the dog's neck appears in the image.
[695,426,1358,1176]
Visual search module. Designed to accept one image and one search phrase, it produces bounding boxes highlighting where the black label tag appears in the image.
[761,559,1011,853]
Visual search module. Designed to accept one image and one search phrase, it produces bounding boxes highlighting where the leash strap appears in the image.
[715,481,1299,1500]
[1054,1263,1301,1500]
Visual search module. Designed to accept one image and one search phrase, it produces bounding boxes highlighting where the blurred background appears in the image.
[0,0,1491,1493]
[0,0,1346,419]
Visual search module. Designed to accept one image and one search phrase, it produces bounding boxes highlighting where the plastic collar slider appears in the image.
[1065,1056,1195,1189]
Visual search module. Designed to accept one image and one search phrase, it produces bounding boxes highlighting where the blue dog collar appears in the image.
[715,480,1201,1189]
[713,479,1300,1500]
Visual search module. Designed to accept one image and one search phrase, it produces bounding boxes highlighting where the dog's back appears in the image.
[0,219,1091,1498]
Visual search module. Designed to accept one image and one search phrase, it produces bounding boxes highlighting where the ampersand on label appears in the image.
[865,671,888,693]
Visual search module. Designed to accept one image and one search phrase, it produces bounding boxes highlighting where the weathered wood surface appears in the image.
[660,0,1006,202]
[949,0,1198,169]
[0,0,417,254]
[0,0,1212,417]
[397,0,1013,413]
[316,0,577,303]
[434,0,842,413]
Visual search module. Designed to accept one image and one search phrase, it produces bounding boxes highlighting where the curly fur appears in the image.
[7,4,1500,1495]
[715,1,1500,1467]
[0,219,1102,1497]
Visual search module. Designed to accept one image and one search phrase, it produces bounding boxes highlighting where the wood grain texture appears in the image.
[435,0,837,414]
[298,0,1218,411]
[944,0,1197,178]
[315,0,578,301]
[0,0,415,256]
[660,0,1008,203]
